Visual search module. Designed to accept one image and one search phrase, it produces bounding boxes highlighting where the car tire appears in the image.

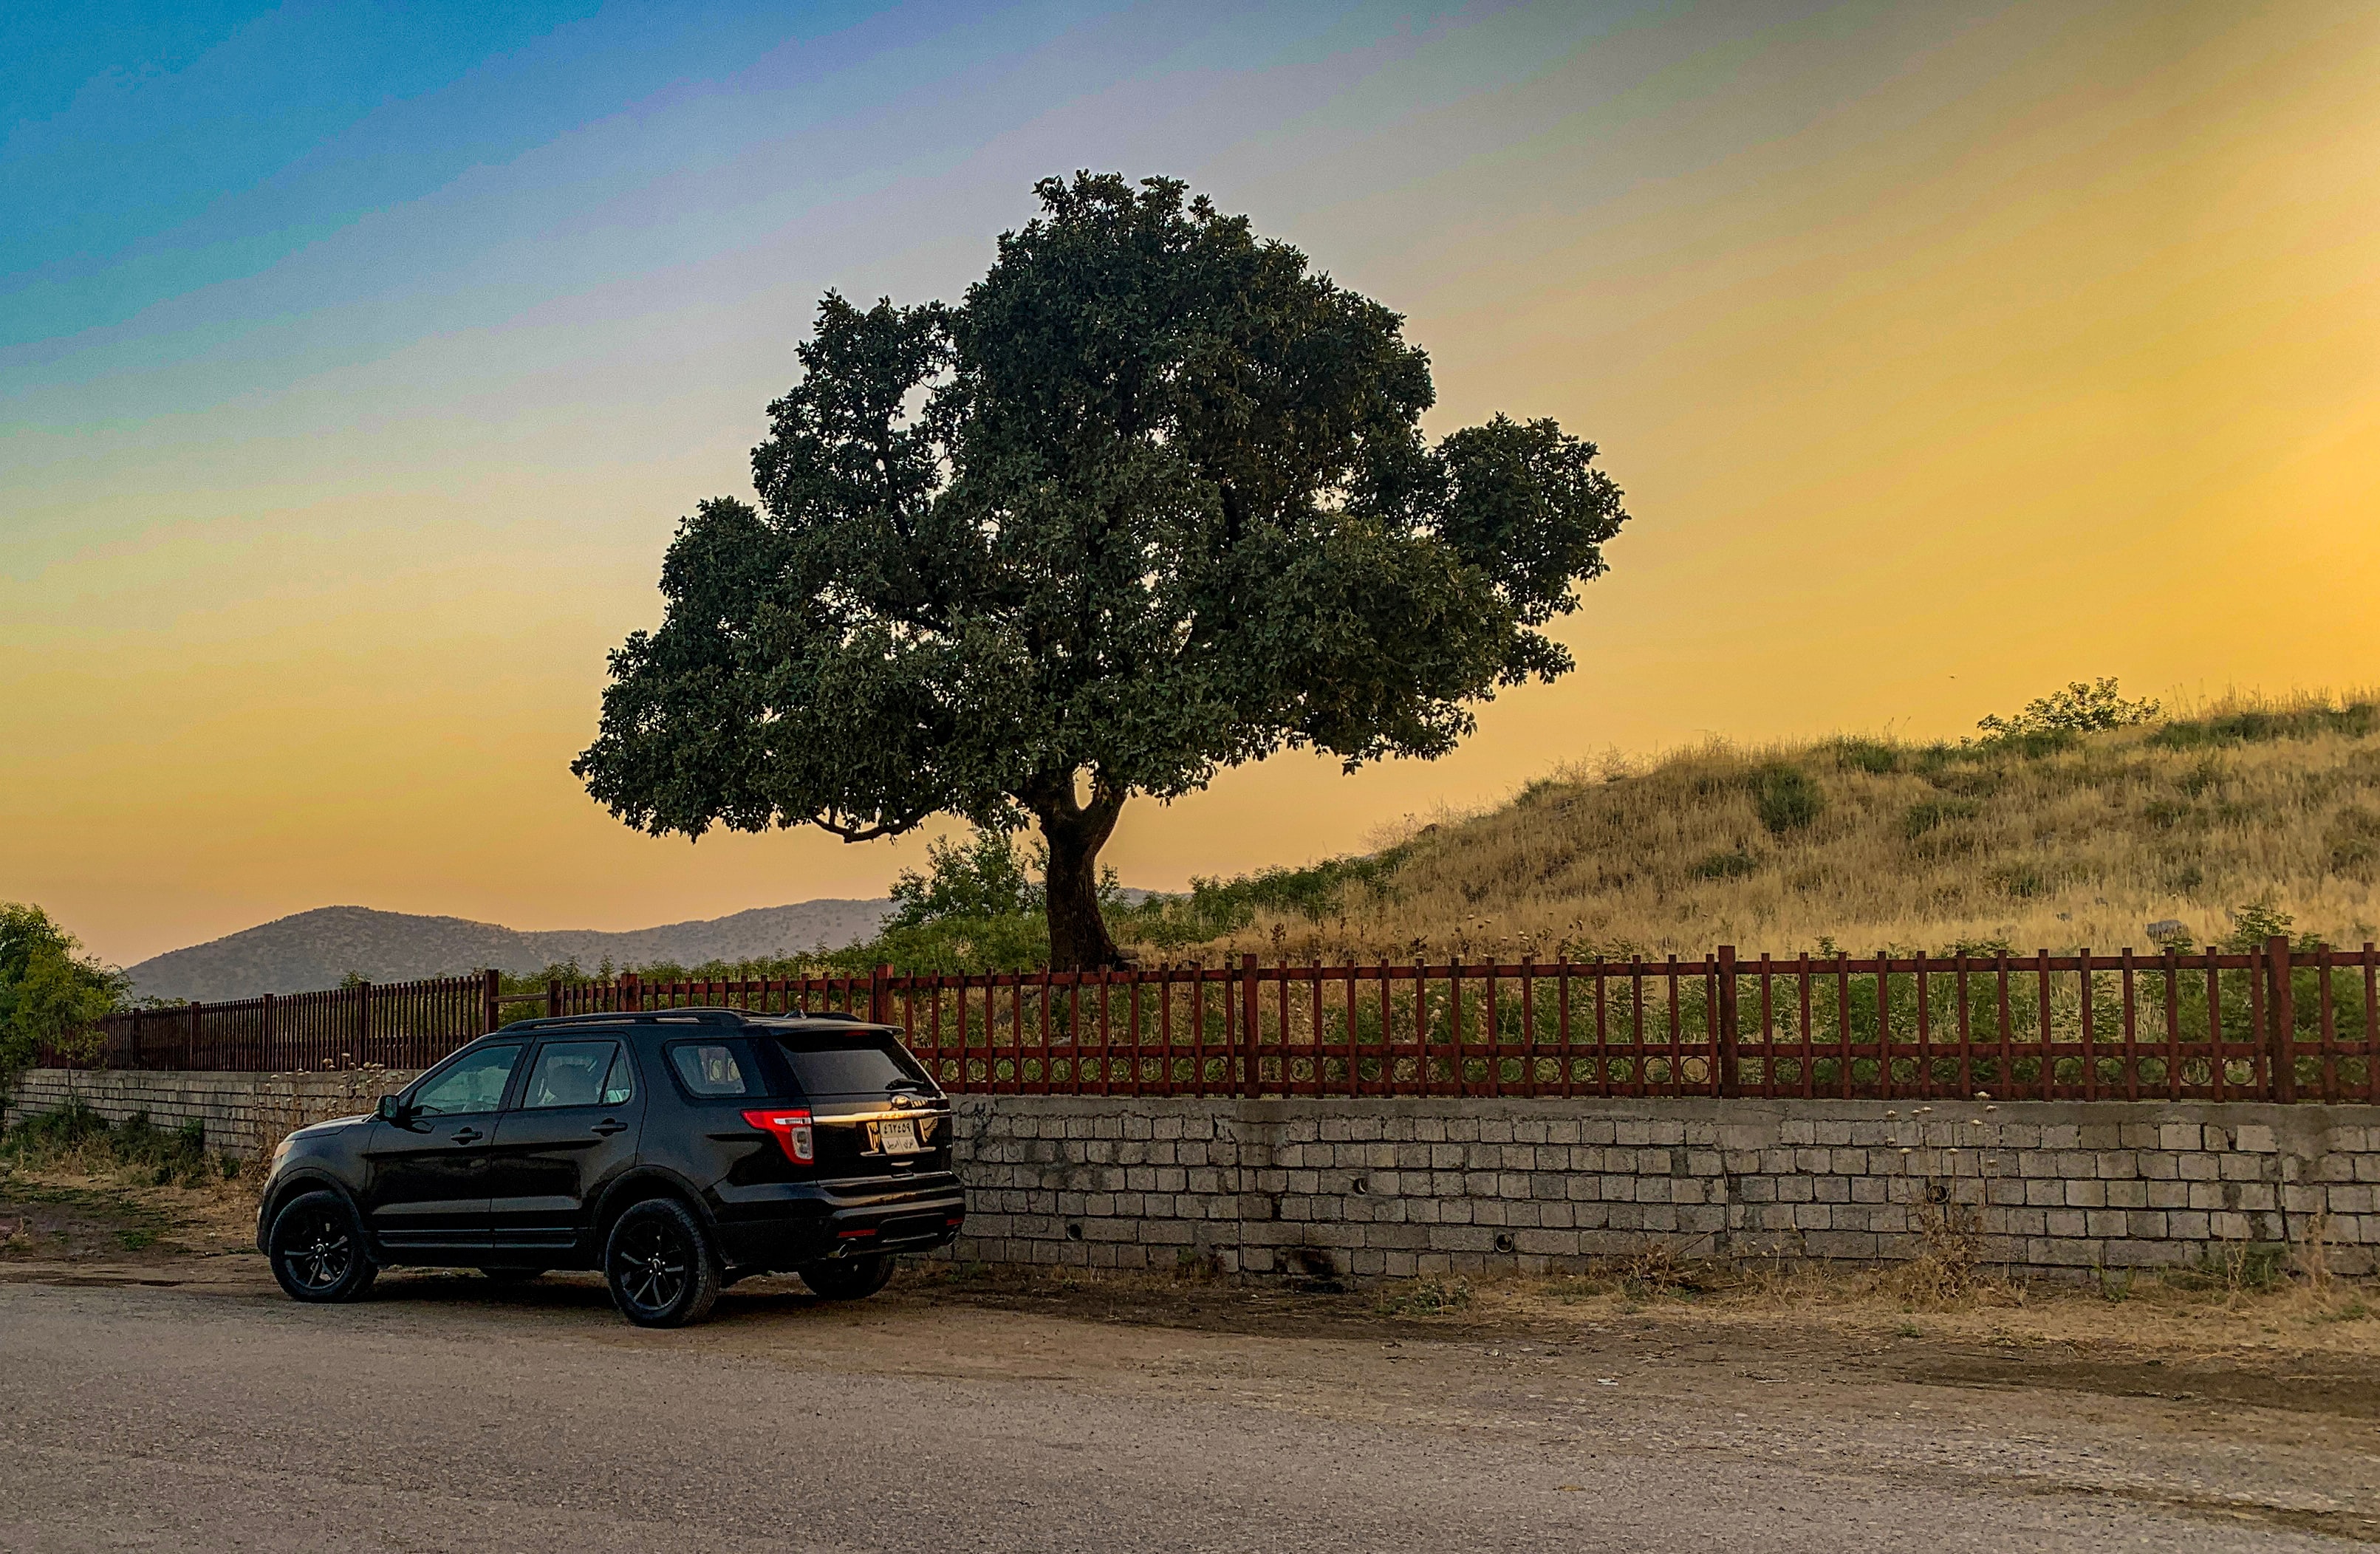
[267,1190,378,1304]
[603,1198,720,1328]
[800,1253,893,1301]
[479,1267,547,1284]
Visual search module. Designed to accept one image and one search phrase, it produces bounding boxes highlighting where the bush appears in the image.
[1827,738,1901,775]
[2331,807,2380,880]
[1120,849,1409,952]
[1976,677,2159,742]
[0,1099,223,1187]
[2149,702,2379,750]
[1901,798,1980,839]
[1751,763,1825,835]
[1689,846,1759,881]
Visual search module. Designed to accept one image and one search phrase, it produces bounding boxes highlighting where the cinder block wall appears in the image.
[13,1073,2374,1279]
[942,1095,2380,1281]
[7,1068,415,1158]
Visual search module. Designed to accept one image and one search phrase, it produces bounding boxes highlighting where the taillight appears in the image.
[742,1108,814,1164]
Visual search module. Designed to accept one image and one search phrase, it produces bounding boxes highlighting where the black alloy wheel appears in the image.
[267,1191,378,1304]
[799,1253,893,1301]
[603,1198,720,1328]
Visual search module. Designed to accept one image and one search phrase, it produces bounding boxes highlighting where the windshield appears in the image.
[763,1031,931,1098]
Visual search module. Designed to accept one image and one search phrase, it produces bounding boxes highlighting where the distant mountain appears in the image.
[125,900,896,1002]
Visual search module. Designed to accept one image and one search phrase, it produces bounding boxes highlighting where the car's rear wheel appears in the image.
[800,1253,893,1301]
[479,1266,547,1284]
[603,1199,719,1327]
[267,1191,377,1304]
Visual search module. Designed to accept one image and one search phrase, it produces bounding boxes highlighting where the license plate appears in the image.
[876,1117,920,1155]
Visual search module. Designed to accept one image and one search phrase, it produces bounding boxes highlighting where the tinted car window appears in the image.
[523,1041,631,1109]
[668,1041,755,1098]
[411,1045,520,1116]
[768,1036,929,1098]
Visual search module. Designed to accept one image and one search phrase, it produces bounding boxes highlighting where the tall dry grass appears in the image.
[1149,691,2380,962]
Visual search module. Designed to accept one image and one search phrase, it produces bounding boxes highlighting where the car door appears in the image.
[362,1042,524,1256]
[488,1037,645,1253]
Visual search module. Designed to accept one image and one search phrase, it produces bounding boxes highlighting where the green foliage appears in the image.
[1976,677,2160,742]
[1901,798,1980,840]
[1122,850,1409,952]
[2330,806,2380,880]
[886,827,1042,928]
[2149,701,2379,750]
[1376,1274,1472,1315]
[1994,861,2048,899]
[1689,845,1759,881]
[0,1098,224,1188]
[1827,737,1901,774]
[0,903,128,1089]
[573,172,1627,967]
[1751,763,1825,835]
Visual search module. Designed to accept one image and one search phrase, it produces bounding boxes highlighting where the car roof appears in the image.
[493,1007,898,1038]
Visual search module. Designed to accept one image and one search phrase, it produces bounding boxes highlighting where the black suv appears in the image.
[255,1008,963,1326]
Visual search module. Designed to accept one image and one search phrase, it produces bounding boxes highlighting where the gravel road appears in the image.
[0,1263,2370,1553]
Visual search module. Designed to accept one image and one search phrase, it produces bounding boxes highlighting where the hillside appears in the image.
[126,900,893,1002]
[1132,694,2380,964]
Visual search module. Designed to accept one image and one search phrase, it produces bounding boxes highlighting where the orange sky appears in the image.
[5,0,2376,967]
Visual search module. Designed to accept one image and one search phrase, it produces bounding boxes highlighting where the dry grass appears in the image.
[1474,1255,2380,1360]
[1159,689,2380,962]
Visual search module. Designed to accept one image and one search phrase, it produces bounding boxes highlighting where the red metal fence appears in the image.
[66,937,2380,1104]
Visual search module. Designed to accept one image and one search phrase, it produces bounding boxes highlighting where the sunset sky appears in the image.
[6,0,2376,968]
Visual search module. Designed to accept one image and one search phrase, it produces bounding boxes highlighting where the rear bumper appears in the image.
[711,1173,965,1270]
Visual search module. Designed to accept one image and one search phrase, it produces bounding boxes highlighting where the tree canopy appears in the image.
[576,173,1630,968]
[0,903,126,1088]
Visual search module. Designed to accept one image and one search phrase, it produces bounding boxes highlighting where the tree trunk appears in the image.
[1030,773,1127,971]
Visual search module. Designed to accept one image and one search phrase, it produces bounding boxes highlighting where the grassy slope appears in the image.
[1130,694,2380,964]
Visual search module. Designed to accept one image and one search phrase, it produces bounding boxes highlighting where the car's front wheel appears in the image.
[603,1199,720,1327]
[267,1191,378,1304]
[800,1253,893,1301]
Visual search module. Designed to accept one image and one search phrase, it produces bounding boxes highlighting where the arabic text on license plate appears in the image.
[878,1117,920,1155]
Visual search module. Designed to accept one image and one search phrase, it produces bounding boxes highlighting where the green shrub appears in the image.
[2149,702,2379,750]
[1121,849,1409,951]
[0,1100,219,1187]
[1751,763,1825,835]
[1901,798,1980,839]
[2328,807,2380,880]
[1827,737,1901,775]
[1689,846,1759,881]
[1994,861,2048,899]
[1977,677,2159,742]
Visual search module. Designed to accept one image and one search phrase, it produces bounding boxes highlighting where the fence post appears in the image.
[622,971,641,1013]
[1240,954,1261,1099]
[355,981,371,1069]
[2266,934,2297,1102]
[1716,945,1740,1098]
[482,968,501,1034]
[546,978,561,1019]
[870,964,894,1027]
[260,992,276,1072]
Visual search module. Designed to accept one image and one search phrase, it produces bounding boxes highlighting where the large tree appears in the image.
[576,174,1628,968]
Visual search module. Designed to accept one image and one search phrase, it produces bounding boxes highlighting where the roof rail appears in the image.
[496,1007,750,1033]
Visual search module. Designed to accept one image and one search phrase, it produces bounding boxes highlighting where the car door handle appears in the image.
[590,1120,628,1136]
[448,1127,484,1144]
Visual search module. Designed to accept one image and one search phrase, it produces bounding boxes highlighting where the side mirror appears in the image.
[376,1094,406,1123]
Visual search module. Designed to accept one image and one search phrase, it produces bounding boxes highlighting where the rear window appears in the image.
[766,1033,929,1098]
[666,1039,759,1098]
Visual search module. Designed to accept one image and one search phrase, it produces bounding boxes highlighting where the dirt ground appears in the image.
[6,1164,2379,1551]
